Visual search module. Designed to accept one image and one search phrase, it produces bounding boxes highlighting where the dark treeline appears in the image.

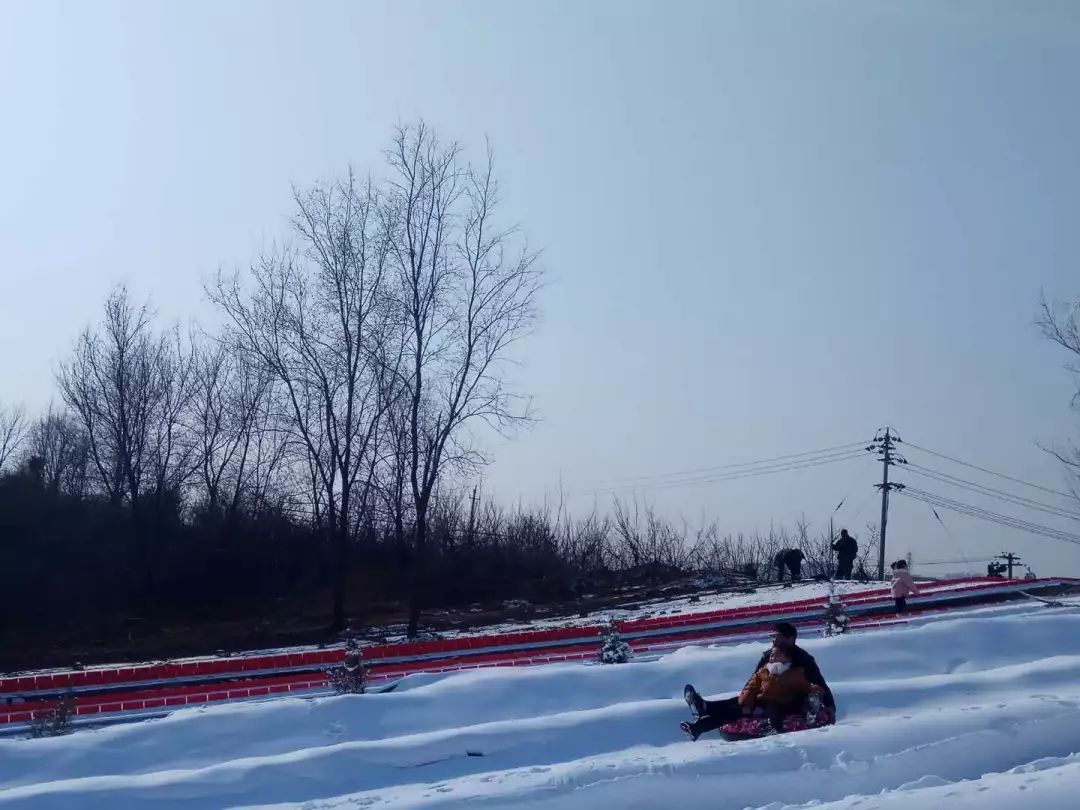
[0,411,876,662]
[0,123,878,665]
[0,435,876,663]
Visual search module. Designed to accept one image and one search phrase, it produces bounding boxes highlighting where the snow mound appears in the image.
[2,604,1080,808]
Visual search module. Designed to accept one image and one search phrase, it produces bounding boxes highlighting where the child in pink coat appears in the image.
[890,559,917,613]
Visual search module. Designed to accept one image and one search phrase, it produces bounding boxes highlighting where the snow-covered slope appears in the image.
[3,602,1080,809]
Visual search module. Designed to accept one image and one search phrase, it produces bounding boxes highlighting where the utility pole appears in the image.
[995,552,1022,579]
[869,428,906,581]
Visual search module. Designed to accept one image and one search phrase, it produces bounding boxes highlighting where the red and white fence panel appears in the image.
[2,576,1073,730]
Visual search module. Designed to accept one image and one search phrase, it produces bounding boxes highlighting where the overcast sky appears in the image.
[3,0,1080,575]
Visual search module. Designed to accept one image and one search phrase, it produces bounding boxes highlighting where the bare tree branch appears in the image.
[0,403,27,473]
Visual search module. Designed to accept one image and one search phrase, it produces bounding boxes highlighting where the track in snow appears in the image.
[2,602,1080,809]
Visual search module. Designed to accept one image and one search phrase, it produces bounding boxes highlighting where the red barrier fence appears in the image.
[2,577,1073,729]
[0,576,998,696]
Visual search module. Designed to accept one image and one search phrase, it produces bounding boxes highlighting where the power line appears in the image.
[593,451,867,494]
[590,450,867,495]
[899,487,1080,547]
[594,441,870,486]
[902,462,1080,523]
[903,487,1080,545]
[901,440,1076,501]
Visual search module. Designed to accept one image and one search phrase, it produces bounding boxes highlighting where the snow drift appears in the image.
[2,602,1080,809]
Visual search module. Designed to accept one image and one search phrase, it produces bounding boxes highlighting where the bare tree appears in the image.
[611,498,691,571]
[0,403,27,473]
[147,327,199,504]
[191,342,282,516]
[382,123,543,636]
[57,286,197,605]
[1037,294,1080,489]
[210,173,399,632]
[559,510,613,574]
[22,408,90,495]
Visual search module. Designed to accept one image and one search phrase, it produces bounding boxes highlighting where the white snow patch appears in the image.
[3,603,1080,808]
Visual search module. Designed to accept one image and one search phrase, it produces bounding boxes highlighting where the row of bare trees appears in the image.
[1,122,883,658]
[407,493,881,604]
[0,123,542,638]
[205,124,541,633]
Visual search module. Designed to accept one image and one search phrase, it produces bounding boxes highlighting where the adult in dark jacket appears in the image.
[681,622,834,740]
[832,529,858,580]
[775,548,805,582]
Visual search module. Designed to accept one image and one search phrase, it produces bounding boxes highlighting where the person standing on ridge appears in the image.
[832,529,858,580]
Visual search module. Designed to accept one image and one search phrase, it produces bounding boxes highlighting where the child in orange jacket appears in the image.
[739,648,824,727]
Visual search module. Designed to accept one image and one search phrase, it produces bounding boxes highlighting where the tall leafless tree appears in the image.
[382,123,543,636]
[210,174,400,632]
[0,403,27,473]
[57,286,198,606]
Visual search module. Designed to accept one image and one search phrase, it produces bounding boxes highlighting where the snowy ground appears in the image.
[5,579,1001,677]
[3,600,1080,809]
[439,578,986,638]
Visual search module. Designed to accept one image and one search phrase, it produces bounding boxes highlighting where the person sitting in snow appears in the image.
[735,647,824,729]
[680,622,834,741]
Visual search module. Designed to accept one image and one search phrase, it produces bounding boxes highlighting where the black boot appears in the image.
[684,684,705,719]
[679,720,700,741]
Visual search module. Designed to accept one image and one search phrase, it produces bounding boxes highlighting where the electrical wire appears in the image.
[590,450,867,495]
[593,451,868,494]
[899,487,1080,547]
[902,440,1075,500]
[902,487,1080,543]
[594,440,871,486]
[902,462,1080,523]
